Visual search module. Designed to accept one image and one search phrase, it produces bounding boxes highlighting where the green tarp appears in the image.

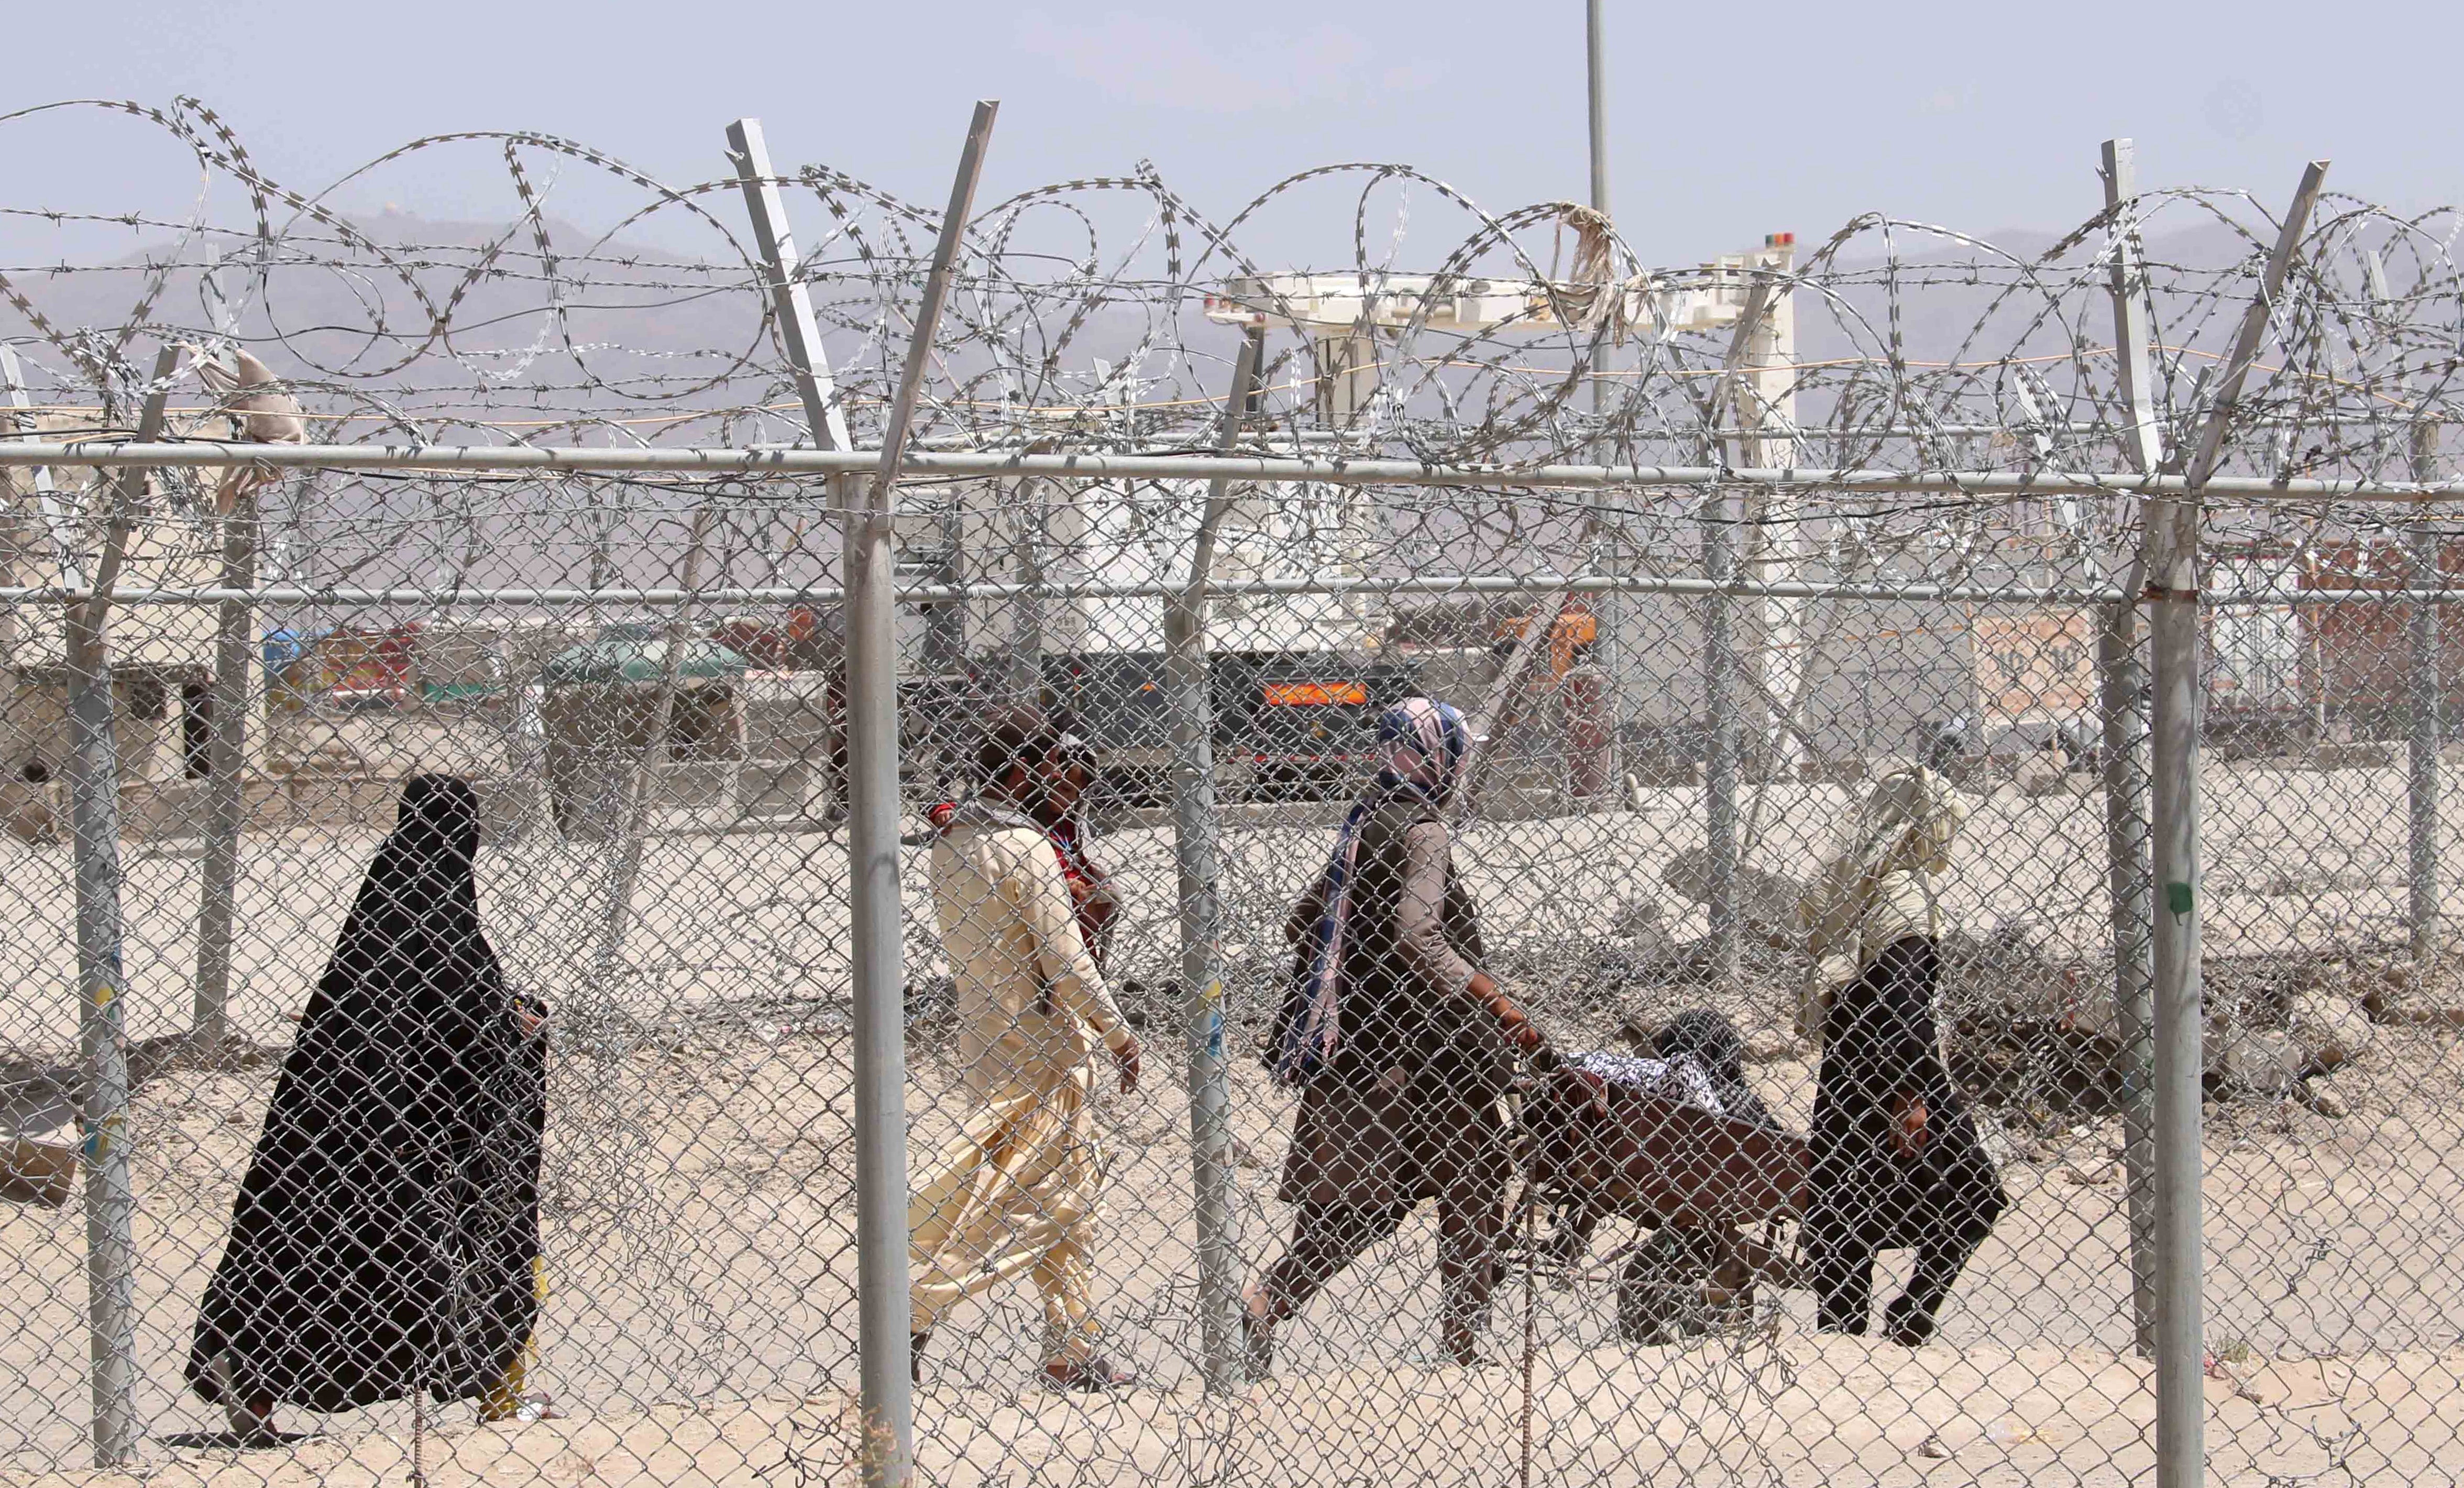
[542,631,753,687]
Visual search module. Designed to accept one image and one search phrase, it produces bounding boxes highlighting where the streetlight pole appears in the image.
[1583,0,1625,785]
[1586,0,1609,216]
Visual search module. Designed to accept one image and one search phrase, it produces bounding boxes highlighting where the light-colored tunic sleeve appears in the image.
[1003,828,1135,1053]
[1799,767,1967,972]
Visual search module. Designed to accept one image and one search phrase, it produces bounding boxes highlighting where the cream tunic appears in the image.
[930,802,1134,1092]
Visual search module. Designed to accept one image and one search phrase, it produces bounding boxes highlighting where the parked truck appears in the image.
[1040,649,1425,804]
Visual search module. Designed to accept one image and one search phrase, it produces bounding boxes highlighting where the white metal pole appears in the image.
[66,344,177,1467]
[724,119,854,455]
[2408,419,2442,968]
[1582,0,1625,773]
[1701,493,1740,985]
[1585,0,1609,216]
[1746,246,1806,783]
[1701,282,1771,986]
[852,99,996,1488]
[193,487,256,1045]
[2098,137,2161,1357]
[1165,329,1262,1394]
[2146,157,2328,1488]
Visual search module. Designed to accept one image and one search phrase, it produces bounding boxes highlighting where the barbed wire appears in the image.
[5,99,2463,1488]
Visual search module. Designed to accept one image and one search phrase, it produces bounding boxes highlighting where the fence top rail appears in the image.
[4,577,2456,608]
[4,439,2464,504]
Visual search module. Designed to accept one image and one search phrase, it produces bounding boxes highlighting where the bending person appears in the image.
[188,775,549,1439]
[1244,697,1547,1375]
[910,710,1144,1392]
[1795,731,2005,1344]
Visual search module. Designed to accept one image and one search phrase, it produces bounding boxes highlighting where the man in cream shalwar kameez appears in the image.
[910,747,1141,1391]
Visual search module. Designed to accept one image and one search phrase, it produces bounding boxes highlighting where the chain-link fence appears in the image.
[4,101,2462,1486]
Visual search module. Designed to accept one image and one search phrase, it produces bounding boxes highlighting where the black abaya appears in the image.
[187,774,546,1412]
[1804,937,2005,1344]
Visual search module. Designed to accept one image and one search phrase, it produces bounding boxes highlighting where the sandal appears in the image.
[1040,1356,1135,1393]
[1240,1311,1276,1382]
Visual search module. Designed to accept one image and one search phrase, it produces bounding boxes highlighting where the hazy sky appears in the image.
[6,0,2461,268]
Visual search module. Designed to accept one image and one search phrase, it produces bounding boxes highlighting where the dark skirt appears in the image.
[1279,1062,1511,1209]
[1806,938,2005,1253]
[186,1031,545,1412]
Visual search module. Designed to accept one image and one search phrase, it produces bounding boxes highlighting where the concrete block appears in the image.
[121,779,204,840]
[2,1136,74,1208]
[287,774,402,830]
[739,759,823,819]
[2219,1028,2305,1097]
[653,761,737,812]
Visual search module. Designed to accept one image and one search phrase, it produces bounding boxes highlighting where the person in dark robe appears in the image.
[1803,939,2005,1343]
[1241,697,1547,1376]
[187,774,548,1438]
[1797,751,2006,1345]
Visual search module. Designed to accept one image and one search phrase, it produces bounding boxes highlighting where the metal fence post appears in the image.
[590,501,712,992]
[194,489,256,1045]
[2144,157,2327,1488]
[2097,602,2159,1350]
[2098,138,2161,1356]
[65,344,177,1467]
[2142,511,2204,1488]
[728,108,948,1485]
[2409,420,2443,968]
[853,100,996,1488]
[841,462,910,1485]
[1697,282,1769,987]
[1165,330,1262,1395]
[1701,491,1740,986]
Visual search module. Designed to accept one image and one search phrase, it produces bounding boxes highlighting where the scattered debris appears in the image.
[2301,1080,2352,1119]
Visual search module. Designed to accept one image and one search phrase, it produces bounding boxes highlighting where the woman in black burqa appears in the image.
[187,775,548,1437]
[1798,749,2006,1345]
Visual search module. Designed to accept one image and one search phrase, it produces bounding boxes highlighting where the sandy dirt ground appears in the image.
[5,760,2461,1483]
[6,1343,2459,1487]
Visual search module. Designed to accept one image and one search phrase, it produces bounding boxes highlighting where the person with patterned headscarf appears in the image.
[1241,696,1548,1376]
